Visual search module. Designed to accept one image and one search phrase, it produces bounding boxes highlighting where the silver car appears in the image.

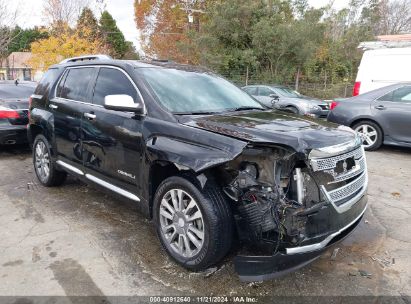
[243,85,330,118]
[328,83,411,151]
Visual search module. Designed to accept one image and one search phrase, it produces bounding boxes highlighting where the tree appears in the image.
[0,0,18,58]
[134,0,209,62]
[99,10,129,58]
[378,0,411,34]
[29,24,102,71]
[7,27,49,53]
[77,7,100,42]
[43,0,91,26]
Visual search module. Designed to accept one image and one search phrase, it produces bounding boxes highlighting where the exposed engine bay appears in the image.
[215,146,336,252]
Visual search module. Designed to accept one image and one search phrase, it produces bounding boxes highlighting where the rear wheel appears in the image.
[33,135,67,186]
[153,176,233,270]
[353,121,383,151]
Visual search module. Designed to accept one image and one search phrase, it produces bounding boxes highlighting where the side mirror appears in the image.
[104,95,143,113]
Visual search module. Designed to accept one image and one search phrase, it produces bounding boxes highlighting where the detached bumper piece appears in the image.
[235,205,366,282]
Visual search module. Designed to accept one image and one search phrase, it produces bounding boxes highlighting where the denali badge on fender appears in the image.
[28,55,368,282]
[118,170,136,180]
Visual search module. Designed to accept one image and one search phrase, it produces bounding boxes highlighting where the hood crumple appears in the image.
[180,110,356,154]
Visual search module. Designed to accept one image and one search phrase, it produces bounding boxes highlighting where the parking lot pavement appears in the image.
[0,145,410,298]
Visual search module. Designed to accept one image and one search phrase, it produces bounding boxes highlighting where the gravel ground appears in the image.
[0,144,410,301]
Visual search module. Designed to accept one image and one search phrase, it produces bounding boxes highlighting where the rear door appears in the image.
[50,67,98,167]
[81,66,145,201]
[372,85,411,143]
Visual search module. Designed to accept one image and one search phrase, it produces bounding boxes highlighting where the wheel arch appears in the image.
[350,118,385,138]
[148,160,223,219]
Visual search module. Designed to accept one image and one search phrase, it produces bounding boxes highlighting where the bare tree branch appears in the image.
[42,0,91,26]
[0,0,20,59]
[379,0,411,34]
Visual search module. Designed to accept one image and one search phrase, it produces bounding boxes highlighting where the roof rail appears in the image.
[59,54,113,64]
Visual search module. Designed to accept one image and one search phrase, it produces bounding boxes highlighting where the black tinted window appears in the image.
[92,68,138,106]
[378,86,411,102]
[34,68,58,96]
[59,68,95,102]
[56,70,68,97]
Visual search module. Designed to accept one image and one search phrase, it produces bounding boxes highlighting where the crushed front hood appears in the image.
[181,110,356,153]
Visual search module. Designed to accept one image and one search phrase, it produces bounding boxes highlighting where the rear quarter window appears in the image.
[34,68,59,96]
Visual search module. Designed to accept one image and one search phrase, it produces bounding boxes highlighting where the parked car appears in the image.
[242,85,330,118]
[0,81,35,145]
[328,83,411,151]
[353,47,411,96]
[29,55,368,282]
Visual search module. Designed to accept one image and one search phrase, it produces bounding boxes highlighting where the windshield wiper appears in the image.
[173,111,219,115]
[228,106,265,112]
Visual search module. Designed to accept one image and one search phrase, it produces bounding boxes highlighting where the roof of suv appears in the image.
[51,58,211,73]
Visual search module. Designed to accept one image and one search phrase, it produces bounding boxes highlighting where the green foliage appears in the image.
[7,27,49,53]
[99,10,129,58]
[174,0,385,97]
[77,7,100,41]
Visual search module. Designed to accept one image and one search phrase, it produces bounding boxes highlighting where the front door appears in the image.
[256,86,276,108]
[50,67,97,167]
[81,67,144,199]
[372,85,411,143]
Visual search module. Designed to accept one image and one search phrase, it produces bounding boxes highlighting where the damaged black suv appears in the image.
[28,55,368,281]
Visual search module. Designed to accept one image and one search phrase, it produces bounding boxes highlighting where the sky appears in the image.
[12,0,350,51]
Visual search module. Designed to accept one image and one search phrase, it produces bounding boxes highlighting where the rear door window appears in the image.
[92,67,138,106]
[378,86,411,103]
[58,67,95,102]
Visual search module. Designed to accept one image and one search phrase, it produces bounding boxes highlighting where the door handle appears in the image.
[49,104,58,110]
[84,112,96,120]
[375,105,386,110]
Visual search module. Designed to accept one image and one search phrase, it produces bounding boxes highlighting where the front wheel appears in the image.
[33,135,67,186]
[353,121,383,151]
[153,176,233,271]
[286,106,299,114]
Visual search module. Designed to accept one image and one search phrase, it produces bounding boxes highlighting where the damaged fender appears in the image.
[146,135,248,173]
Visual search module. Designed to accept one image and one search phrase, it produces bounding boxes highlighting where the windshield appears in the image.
[139,68,264,114]
[0,82,35,99]
[273,87,302,98]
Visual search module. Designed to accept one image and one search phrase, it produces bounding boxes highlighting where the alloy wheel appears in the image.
[159,189,205,258]
[34,141,50,182]
[354,124,378,148]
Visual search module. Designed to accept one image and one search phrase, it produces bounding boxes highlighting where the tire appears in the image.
[286,106,299,114]
[153,176,233,271]
[33,134,67,187]
[352,121,383,151]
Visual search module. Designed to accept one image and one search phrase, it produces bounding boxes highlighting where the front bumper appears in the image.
[0,125,28,145]
[306,108,330,119]
[234,194,367,282]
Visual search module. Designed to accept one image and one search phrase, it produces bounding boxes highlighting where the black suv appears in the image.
[28,55,368,281]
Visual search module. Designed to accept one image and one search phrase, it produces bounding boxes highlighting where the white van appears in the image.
[353,47,411,96]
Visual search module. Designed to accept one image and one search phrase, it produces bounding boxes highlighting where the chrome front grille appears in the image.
[311,146,364,172]
[325,157,366,183]
[328,172,367,205]
[310,145,368,213]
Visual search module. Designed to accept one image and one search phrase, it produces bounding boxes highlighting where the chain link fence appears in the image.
[217,71,355,100]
